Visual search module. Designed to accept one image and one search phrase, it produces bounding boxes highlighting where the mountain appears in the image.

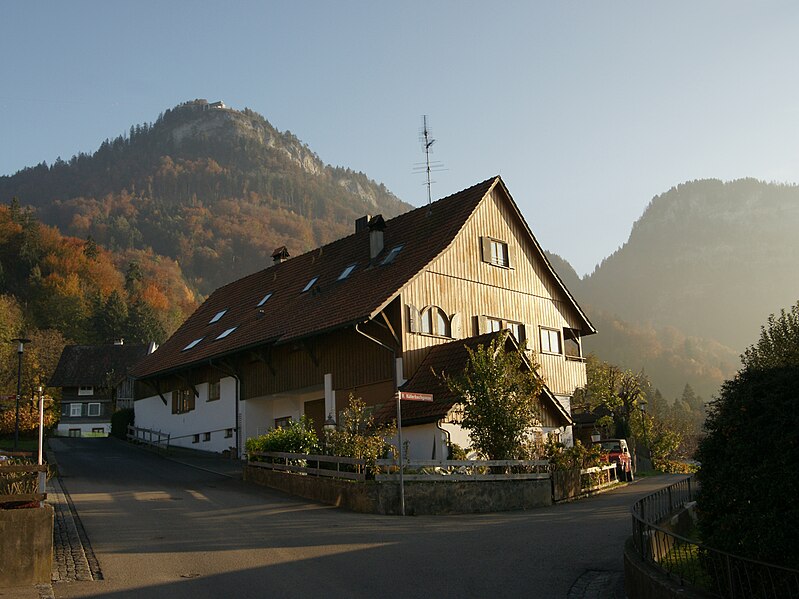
[557,178,799,399]
[583,179,799,350]
[0,99,412,294]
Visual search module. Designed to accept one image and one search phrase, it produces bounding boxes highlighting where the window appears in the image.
[302,277,318,292]
[257,292,272,307]
[338,263,357,280]
[381,245,403,265]
[192,434,200,444]
[225,428,233,438]
[70,403,82,417]
[490,240,509,267]
[564,328,582,360]
[420,306,451,337]
[183,337,204,351]
[481,237,511,268]
[68,429,81,438]
[208,381,221,402]
[209,309,227,324]
[78,386,93,396]
[540,327,562,354]
[274,416,292,428]
[215,327,237,340]
[87,403,101,417]
[486,317,503,333]
[507,321,526,345]
[172,388,195,414]
[203,432,211,442]
[92,428,104,434]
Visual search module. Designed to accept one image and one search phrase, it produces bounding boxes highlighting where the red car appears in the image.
[593,438,633,480]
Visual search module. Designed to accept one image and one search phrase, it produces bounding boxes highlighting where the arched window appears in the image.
[420,306,451,337]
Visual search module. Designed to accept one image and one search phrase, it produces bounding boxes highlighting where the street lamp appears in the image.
[11,336,31,451]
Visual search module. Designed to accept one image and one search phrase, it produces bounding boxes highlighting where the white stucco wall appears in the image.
[135,377,238,453]
[56,422,110,437]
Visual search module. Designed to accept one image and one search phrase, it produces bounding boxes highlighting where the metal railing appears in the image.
[631,476,799,598]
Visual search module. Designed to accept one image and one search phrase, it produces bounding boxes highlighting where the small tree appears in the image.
[442,332,542,460]
[326,395,396,473]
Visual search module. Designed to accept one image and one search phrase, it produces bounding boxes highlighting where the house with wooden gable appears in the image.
[50,341,154,437]
[131,176,595,458]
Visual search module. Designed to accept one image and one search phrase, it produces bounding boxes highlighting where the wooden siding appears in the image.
[400,186,589,397]
[242,325,393,401]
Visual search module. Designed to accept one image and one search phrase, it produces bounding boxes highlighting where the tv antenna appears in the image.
[413,115,446,205]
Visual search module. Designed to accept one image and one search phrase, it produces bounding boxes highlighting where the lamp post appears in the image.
[11,336,31,451]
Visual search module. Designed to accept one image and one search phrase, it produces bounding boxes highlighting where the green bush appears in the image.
[111,408,134,439]
[246,416,319,457]
[697,366,799,568]
[546,439,602,471]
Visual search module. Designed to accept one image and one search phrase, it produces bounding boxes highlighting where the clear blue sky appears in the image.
[3,1,798,276]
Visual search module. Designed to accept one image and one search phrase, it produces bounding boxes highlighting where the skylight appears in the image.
[209,309,227,324]
[381,245,404,265]
[257,292,273,307]
[215,327,237,340]
[338,263,357,280]
[302,276,319,292]
[182,337,204,351]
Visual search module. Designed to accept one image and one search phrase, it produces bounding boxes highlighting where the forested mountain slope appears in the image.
[0,99,411,293]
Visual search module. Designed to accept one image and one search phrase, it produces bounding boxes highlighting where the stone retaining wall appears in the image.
[244,466,552,515]
[0,504,54,586]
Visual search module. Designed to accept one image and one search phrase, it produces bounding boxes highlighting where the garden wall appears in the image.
[244,466,552,515]
[0,504,54,586]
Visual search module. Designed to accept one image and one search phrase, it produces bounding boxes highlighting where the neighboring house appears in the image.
[131,176,596,458]
[50,341,154,437]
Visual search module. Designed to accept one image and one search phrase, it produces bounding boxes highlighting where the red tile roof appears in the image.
[132,177,500,378]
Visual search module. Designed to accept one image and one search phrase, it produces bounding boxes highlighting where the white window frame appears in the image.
[87,403,101,417]
[78,385,94,396]
[490,239,509,267]
[506,321,526,345]
[539,327,562,355]
[70,403,82,417]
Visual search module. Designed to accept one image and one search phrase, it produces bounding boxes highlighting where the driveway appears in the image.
[49,437,680,598]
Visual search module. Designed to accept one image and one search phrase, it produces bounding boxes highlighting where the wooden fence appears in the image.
[248,451,367,482]
[127,425,170,453]
[374,459,551,481]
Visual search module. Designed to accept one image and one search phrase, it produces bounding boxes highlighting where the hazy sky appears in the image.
[3,2,799,275]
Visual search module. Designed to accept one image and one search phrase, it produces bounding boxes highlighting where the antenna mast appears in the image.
[414,115,445,205]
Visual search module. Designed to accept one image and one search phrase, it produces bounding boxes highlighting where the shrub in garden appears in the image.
[245,416,320,458]
[325,395,396,474]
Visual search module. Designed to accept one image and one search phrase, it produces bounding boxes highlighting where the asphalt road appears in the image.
[50,438,680,599]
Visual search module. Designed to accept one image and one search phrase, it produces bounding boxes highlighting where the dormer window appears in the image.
[183,337,204,351]
[215,327,237,340]
[209,310,227,324]
[338,263,357,280]
[381,245,403,265]
[257,293,272,307]
[302,277,319,292]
